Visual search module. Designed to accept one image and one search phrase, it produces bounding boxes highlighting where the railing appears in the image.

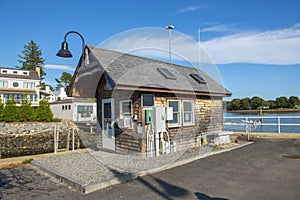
[224,116,300,133]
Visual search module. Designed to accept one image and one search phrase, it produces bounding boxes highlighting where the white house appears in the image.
[0,67,41,107]
[50,98,97,122]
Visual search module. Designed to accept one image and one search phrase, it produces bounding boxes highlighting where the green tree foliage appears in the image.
[288,96,300,108]
[275,96,289,108]
[0,100,4,121]
[34,99,53,122]
[18,98,34,122]
[3,99,19,122]
[17,40,46,80]
[240,98,251,110]
[55,72,72,90]
[226,96,300,110]
[250,96,265,109]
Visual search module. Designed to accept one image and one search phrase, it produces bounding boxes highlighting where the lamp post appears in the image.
[165,25,174,63]
[56,31,86,64]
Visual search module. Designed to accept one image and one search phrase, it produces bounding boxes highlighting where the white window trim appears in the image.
[182,100,195,126]
[167,100,182,128]
[119,99,133,128]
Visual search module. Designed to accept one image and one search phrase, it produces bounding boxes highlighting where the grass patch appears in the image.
[22,158,34,164]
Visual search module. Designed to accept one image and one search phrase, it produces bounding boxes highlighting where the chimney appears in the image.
[35,66,41,78]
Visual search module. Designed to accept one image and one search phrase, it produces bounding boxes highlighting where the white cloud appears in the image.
[201,24,235,33]
[202,24,300,65]
[99,24,300,68]
[44,64,75,71]
[177,5,203,13]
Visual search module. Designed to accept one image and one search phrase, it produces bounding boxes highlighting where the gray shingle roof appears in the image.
[87,45,231,96]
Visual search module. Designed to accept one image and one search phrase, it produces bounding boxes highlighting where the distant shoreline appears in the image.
[226,109,300,114]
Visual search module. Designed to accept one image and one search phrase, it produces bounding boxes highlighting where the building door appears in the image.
[102,98,115,151]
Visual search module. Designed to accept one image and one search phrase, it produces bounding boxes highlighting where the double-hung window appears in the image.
[167,100,195,127]
[183,100,195,126]
[167,100,181,127]
[119,100,132,128]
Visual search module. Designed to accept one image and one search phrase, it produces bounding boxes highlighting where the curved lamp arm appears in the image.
[57,31,86,65]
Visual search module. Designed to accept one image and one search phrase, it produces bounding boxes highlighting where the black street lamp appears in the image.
[56,31,85,63]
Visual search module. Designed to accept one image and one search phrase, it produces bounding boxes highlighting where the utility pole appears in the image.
[166,25,174,63]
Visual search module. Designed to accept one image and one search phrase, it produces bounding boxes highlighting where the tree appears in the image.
[55,72,72,90]
[34,99,53,122]
[18,98,34,122]
[240,98,251,110]
[3,99,19,122]
[228,98,241,110]
[275,96,289,108]
[250,96,265,109]
[17,40,46,80]
[288,96,300,108]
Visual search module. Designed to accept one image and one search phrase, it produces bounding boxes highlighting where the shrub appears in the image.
[34,99,53,122]
[19,98,34,122]
[3,99,19,122]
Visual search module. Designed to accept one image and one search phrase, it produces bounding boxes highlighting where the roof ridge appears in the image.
[87,45,204,72]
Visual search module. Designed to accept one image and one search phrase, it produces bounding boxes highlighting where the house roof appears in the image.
[50,98,96,104]
[69,45,231,97]
[0,67,40,80]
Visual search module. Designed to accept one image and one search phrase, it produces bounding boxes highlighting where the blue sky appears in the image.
[0,0,299,100]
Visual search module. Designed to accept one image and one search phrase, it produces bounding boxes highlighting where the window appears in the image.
[13,71,18,74]
[29,94,38,102]
[68,105,71,110]
[23,82,35,89]
[120,100,132,118]
[62,105,65,110]
[78,105,93,118]
[183,100,195,126]
[13,94,23,104]
[157,68,176,80]
[190,73,206,83]
[142,94,154,107]
[167,100,181,127]
[0,80,8,88]
[13,82,19,87]
[2,70,7,73]
[120,100,132,128]
[23,71,28,75]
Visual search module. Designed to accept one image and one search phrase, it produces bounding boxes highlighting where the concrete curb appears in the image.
[32,142,253,194]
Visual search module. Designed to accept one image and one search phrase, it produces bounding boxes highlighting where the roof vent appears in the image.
[190,73,206,83]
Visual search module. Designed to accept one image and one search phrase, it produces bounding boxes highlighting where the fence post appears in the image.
[54,125,57,154]
[72,127,75,151]
[67,129,70,151]
[278,116,281,133]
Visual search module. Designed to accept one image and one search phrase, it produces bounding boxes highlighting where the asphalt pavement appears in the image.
[0,138,299,200]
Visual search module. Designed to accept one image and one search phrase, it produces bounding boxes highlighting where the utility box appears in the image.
[145,109,153,124]
[153,106,166,133]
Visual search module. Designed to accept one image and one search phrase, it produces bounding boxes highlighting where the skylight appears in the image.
[190,73,206,83]
[157,68,176,80]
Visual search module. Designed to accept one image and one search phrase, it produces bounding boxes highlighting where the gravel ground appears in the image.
[32,142,244,188]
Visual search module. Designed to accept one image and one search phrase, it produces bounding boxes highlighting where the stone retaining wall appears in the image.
[0,121,82,159]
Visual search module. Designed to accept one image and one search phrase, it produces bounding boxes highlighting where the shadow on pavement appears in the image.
[195,192,229,200]
[137,175,190,200]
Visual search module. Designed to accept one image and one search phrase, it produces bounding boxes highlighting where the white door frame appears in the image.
[102,98,115,151]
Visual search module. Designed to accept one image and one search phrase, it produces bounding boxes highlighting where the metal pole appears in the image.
[166,25,174,63]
